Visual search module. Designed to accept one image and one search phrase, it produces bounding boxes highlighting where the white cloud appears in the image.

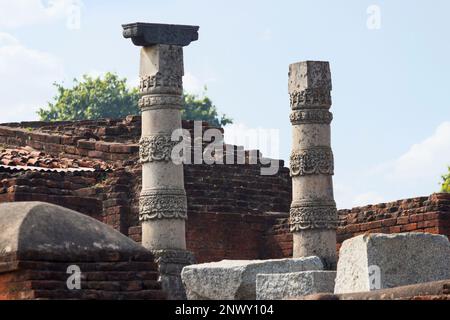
[351,192,385,208]
[0,0,81,29]
[334,122,450,209]
[387,122,450,182]
[260,28,273,41]
[334,182,357,209]
[127,76,140,91]
[183,70,218,95]
[334,182,385,209]
[0,32,64,123]
[183,72,205,94]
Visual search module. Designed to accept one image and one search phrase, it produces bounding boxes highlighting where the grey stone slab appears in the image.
[256,271,336,300]
[334,233,450,294]
[181,257,323,300]
[122,22,199,47]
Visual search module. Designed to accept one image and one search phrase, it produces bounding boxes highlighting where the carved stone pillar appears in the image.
[122,22,199,299]
[288,61,338,269]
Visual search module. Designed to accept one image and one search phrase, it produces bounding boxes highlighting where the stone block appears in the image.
[334,233,450,294]
[256,271,336,300]
[181,256,323,300]
[122,22,199,47]
[152,249,196,300]
[288,61,332,93]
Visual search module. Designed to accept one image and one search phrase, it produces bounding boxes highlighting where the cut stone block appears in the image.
[256,271,336,300]
[334,233,450,294]
[122,22,199,47]
[181,257,323,300]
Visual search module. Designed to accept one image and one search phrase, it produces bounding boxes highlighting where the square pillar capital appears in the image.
[288,61,332,94]
[122,22,199,47]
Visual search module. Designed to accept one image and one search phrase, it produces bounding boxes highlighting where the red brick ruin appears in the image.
[1,117,449,264]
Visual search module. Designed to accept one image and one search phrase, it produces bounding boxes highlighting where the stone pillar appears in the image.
[122,22,199,299]
[288,61,338,269]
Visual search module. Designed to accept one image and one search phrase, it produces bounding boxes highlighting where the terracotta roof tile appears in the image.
[0,147,112,172]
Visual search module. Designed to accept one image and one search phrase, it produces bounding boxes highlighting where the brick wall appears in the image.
[127,162,292,263]
[0,252,165,300]
[0,171,104,220]
[0,117,222,164]
[0,168,144,236]
[336,193,450,251]
[1,118,450,264]
[264,193,450,258]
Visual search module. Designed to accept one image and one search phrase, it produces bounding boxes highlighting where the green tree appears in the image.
[38,73,140,121]
[442,166,450,193]
[38,73,233,127]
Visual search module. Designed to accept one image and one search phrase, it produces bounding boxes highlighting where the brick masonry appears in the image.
[0,252,165,300]
[1,118,449,263]
[265,193,450,259]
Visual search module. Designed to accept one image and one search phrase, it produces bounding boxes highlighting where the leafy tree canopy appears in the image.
[442,166,450,193]
[38,73,140,121]
[182,88,232,127]
[38,72,232,127]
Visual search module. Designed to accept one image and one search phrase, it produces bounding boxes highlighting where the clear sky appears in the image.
[0,0,449,208]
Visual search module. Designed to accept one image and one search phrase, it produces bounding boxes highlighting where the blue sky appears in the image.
[0,0,449,208]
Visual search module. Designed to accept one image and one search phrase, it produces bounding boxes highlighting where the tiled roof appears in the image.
[0,147,112,172]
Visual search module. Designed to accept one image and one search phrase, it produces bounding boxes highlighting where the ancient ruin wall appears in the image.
[265,193,450,259]
[0,118,292,263]
[1,119,449,263]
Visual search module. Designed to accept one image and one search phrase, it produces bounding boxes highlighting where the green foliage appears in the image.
[442,166,450,193]
[38,72,139,121]
[182,88,232,127]
[38,73,233,127]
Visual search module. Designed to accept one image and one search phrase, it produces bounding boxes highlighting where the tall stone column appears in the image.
[288,61,338,269]
[122,22,198,299]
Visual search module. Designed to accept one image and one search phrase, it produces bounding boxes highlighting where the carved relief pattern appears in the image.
[290,147,334,176]
[140,73,183,95]
[140,189,187,221]
[163,45,184,75]
[139,135,179,163]
[139,95,183,110]
[302,63,332,90]
[290,88,332,109]
[290,110,333,125]
[290,205,338,231]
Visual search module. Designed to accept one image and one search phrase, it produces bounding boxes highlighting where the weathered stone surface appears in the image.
[122,22,199,47]
[295,280,450,300]
[289,60,337,269]
[0,202,151,263]
[256,271,336,300]
[152,249,195,300]
[181,257,323,300]
[288,61,332,94]
[334,233,450,294]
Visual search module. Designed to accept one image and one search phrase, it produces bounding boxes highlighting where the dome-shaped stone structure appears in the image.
[0,202,165,300]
